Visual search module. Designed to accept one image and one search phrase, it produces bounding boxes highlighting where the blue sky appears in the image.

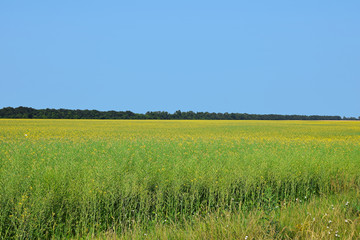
[1,1,359,116]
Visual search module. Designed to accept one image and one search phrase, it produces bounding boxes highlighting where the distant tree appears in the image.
[0,107,349,120]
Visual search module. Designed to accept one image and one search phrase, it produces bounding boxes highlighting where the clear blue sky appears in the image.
[1,1,359,116]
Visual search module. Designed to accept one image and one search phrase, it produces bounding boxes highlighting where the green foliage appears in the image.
[0,106,349,120]
[0,120,359,238]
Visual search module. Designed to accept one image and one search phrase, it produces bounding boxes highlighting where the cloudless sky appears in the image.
[1,1,359,116]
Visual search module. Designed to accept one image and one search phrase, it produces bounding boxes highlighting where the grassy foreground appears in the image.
[0,119,359,239]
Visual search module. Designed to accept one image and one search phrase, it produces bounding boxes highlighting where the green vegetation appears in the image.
[0,119,359,239]
[2,106,357,120]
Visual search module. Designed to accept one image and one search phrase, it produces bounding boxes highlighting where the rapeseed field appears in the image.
[0,119,359,239]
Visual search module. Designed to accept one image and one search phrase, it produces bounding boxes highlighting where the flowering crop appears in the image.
[0,119,359,239]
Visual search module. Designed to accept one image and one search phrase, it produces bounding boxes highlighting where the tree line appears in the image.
[0,107,358,120]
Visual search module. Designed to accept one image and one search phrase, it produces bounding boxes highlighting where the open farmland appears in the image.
[0,119,359,239]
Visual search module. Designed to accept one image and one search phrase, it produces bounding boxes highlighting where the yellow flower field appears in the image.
[0,119,359,239]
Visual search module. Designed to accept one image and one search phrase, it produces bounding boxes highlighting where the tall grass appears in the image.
[0,120,359,238]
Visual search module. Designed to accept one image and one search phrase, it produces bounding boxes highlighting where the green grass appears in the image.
[0,119,359,239]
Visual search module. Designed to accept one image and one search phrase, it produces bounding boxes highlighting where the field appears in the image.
[0,119,359,239]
